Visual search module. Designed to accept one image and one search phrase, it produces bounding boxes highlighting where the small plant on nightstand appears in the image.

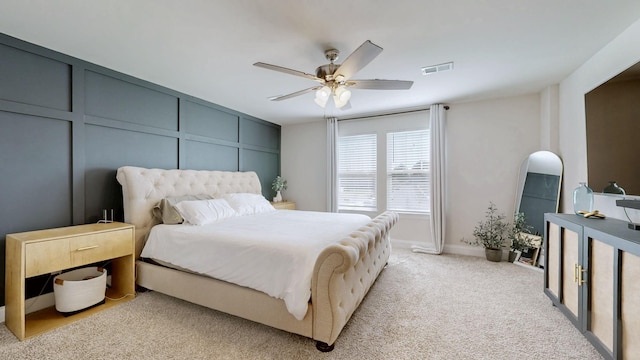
[271,176,287,203]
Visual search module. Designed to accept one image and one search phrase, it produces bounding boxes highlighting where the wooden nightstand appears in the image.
[5,222,135,340]
[271,200,296,210]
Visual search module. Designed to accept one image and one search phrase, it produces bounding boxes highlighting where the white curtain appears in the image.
[412,104,447,254]
[326,117,339,213]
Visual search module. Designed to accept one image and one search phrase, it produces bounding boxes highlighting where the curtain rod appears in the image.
[334,105,449,122]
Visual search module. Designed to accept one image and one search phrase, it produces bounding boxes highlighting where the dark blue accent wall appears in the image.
[0,33,281,306]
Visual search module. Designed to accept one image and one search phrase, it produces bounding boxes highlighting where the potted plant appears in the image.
[508,212,534,262]
[271,176,287,203]
[463,202,509,262]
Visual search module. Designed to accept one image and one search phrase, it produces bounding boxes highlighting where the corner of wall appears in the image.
[281,120,328,211]
[540,84,560,153]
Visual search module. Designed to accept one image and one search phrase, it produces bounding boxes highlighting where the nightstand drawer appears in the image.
[25,239,72,277]
[69,228,133,267]
[24,228,133,278]
[271,201,296,210]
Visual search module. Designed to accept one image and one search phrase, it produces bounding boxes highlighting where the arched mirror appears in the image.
[514,151,563,236]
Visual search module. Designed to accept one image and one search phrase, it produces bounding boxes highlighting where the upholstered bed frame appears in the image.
[116,166,397,351]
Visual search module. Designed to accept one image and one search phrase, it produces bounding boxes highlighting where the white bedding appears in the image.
[141,210,371,320]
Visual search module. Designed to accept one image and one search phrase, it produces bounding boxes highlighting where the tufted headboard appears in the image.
[116,166,263,257]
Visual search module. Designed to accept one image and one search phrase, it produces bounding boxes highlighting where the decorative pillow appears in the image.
[223,193,276,216]
[152,194,212,224]
[173,198,237,226]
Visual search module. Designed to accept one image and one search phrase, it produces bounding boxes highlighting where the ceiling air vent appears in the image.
[421,61,454,76]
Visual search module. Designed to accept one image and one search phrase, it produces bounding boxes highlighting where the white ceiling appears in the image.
[2,1,640,125]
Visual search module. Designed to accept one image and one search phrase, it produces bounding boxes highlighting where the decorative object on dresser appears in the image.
[577,209,606,219]
[544,213,640,360]
[573,182,594,215]
[462,202,509,262]
[5,222,135,340]
[116,166,398,351]
[271,175,287,203]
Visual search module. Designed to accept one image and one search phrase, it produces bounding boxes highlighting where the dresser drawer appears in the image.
[25,239,72,277]
[69,228,133,267]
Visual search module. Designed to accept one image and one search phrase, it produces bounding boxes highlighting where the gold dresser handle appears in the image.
[574,263,579,283]
[578,265,586,286]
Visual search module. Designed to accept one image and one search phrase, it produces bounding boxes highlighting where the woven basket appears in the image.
[53,267,106,315]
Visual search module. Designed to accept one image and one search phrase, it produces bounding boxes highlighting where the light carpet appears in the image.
[0,246,602,359]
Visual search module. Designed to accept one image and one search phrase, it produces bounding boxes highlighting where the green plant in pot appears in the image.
[271,176,287,203]
[463,202,508,262]
[508,212,534,262]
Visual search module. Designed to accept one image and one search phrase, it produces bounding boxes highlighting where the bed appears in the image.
[116,166,398,351]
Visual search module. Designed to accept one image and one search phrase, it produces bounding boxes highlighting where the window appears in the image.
[387,130,430,213]
[336,110,430,215]
[338,134,377,211]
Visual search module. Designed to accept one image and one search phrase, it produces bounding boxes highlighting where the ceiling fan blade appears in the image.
[334,40,383,80]
[347,79,414,90]
[254,62,324,83]
[268,86,323,101]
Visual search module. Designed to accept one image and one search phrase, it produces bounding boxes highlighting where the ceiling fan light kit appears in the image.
[314,86,331,107]
[254,40,413,110]
[332,86,351,108]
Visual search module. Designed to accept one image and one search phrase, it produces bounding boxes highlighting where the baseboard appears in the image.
[0,293,55,324]
[404,240,542,262]
[442,244,486,257]
[391,239,486,258]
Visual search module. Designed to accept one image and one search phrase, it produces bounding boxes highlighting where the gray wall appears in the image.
[0,33,281,305]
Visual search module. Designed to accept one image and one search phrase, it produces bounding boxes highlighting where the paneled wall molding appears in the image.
[0,99,74,121]
[71,65,87,225]
[84,115,182,138]
[0,32,281,306]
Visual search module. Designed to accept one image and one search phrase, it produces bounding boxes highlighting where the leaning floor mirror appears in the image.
[513,150,563,267]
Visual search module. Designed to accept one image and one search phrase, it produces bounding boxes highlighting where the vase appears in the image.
[273,190,282,203]
[603,181,625,195]
[485,248,502,262]
[572,182,593,215]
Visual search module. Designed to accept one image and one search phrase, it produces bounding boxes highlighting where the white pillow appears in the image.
[152,194,213,224]
[223,193,276,215]
[174,199,237,225]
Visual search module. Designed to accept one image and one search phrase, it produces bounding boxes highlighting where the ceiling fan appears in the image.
[253,40,413,109]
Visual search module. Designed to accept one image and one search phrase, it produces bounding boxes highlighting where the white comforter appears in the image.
[141,210,371,320]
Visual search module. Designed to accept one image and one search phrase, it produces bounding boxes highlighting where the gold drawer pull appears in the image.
[75,245,99,251]
[574,263,579,283]
[578,265,586,286]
